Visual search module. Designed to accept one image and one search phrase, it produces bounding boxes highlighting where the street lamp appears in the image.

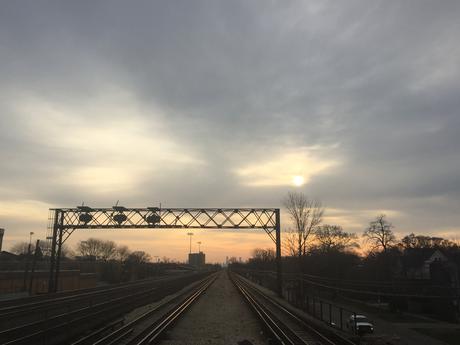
[187,232,194,254]
[197,241,202,253]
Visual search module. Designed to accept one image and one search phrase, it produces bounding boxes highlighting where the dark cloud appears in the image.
[1,1,460,251]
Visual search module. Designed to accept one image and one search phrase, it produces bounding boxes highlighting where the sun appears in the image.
[292,175,305,186]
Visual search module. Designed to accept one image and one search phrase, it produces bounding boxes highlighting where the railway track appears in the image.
[72,272,217,345]
[230,272,355,345]
[0,276,168,310]
[0,274,194,324]
[1,270,356,345]
[0,272,213,345]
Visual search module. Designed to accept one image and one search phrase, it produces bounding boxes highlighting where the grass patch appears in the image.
[412,328,460,345]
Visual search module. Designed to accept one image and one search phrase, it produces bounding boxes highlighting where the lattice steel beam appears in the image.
[47,206,282,294]
[54,207,278,241]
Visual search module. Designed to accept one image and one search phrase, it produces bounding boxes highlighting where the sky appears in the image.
[1,1,460,262]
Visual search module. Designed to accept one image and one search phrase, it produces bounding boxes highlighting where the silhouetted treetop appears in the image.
[362,214,396,253]
[283,191,323,257]
[313,225,359,253]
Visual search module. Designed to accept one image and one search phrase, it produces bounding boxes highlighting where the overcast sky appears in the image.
[1,1,459,262]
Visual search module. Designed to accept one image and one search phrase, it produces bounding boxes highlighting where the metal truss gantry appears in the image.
[47,207,282,295]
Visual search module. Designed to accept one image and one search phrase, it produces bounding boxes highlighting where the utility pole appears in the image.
[23,231,35,292]
[29,239,40,294]
[187,232,193,254]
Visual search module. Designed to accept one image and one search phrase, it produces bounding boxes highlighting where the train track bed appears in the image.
[230,272,356,345]
[0,271,214,345]
[0,275,174,309]
[120,273,215,328]
[0,272,205,331]
[73,272,218,345]
[159,270,267,345]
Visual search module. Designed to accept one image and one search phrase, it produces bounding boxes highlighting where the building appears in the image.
[188,252,205,267]
[403,248,450,280]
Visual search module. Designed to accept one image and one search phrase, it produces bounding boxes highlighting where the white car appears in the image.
[346,314,374,334]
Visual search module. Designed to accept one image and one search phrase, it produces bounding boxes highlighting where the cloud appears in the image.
[236,146,340,186]
[1,1,460,260]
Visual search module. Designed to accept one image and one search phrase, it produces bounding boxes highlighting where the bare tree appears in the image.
[39,240,73,258]
[77,238,118,261]
[10,241,34,255]
[116,245,131,262]
[283,191,323,257]
[227,256,239,264]
[314,225,359,253]
[161,256,171,263]
[251,248,275,262]
[127,251,151,264]
[363,214,396,253]
[10,240,74,258]
[99,240,117,261]
[400,233,455,249]
[77,238,102,259]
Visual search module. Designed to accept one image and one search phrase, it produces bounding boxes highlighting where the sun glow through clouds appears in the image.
[292,175,305,186]
[236,147,340,187]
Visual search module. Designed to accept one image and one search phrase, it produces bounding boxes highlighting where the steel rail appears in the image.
[231,272,354,345]
[0,274,179,310]
[231,273,308,345]
[128,273,217,345]
[70,319,124,345]
[0,272,212,345]
[1,284,163,345]
[86,273,217,345]
[0,275,181,316]
[0,274,201,336]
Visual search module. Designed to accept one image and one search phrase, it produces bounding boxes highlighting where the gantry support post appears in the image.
[275,208,282,297]
[48,209,60,293]
[54,219,64,293]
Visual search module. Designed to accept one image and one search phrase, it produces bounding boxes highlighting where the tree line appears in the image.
[9,237,154,264]
[282,191,458,257]
[246,191,460,283]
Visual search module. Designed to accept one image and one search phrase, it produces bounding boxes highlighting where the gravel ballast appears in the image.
[160,270,267,345]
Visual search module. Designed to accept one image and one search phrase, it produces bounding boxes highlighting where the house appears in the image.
[403,248,449,280]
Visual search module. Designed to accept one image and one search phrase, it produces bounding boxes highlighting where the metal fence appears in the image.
[236,268,360,335]
[283,278,358,332]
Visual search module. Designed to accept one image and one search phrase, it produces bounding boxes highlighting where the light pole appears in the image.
[197,241,202,253]
[23,232,34,292]
[187,232,193,254]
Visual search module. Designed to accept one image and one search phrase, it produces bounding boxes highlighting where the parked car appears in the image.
[346,314,374,335]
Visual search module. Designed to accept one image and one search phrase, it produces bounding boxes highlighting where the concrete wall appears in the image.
[0,270,97,295]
